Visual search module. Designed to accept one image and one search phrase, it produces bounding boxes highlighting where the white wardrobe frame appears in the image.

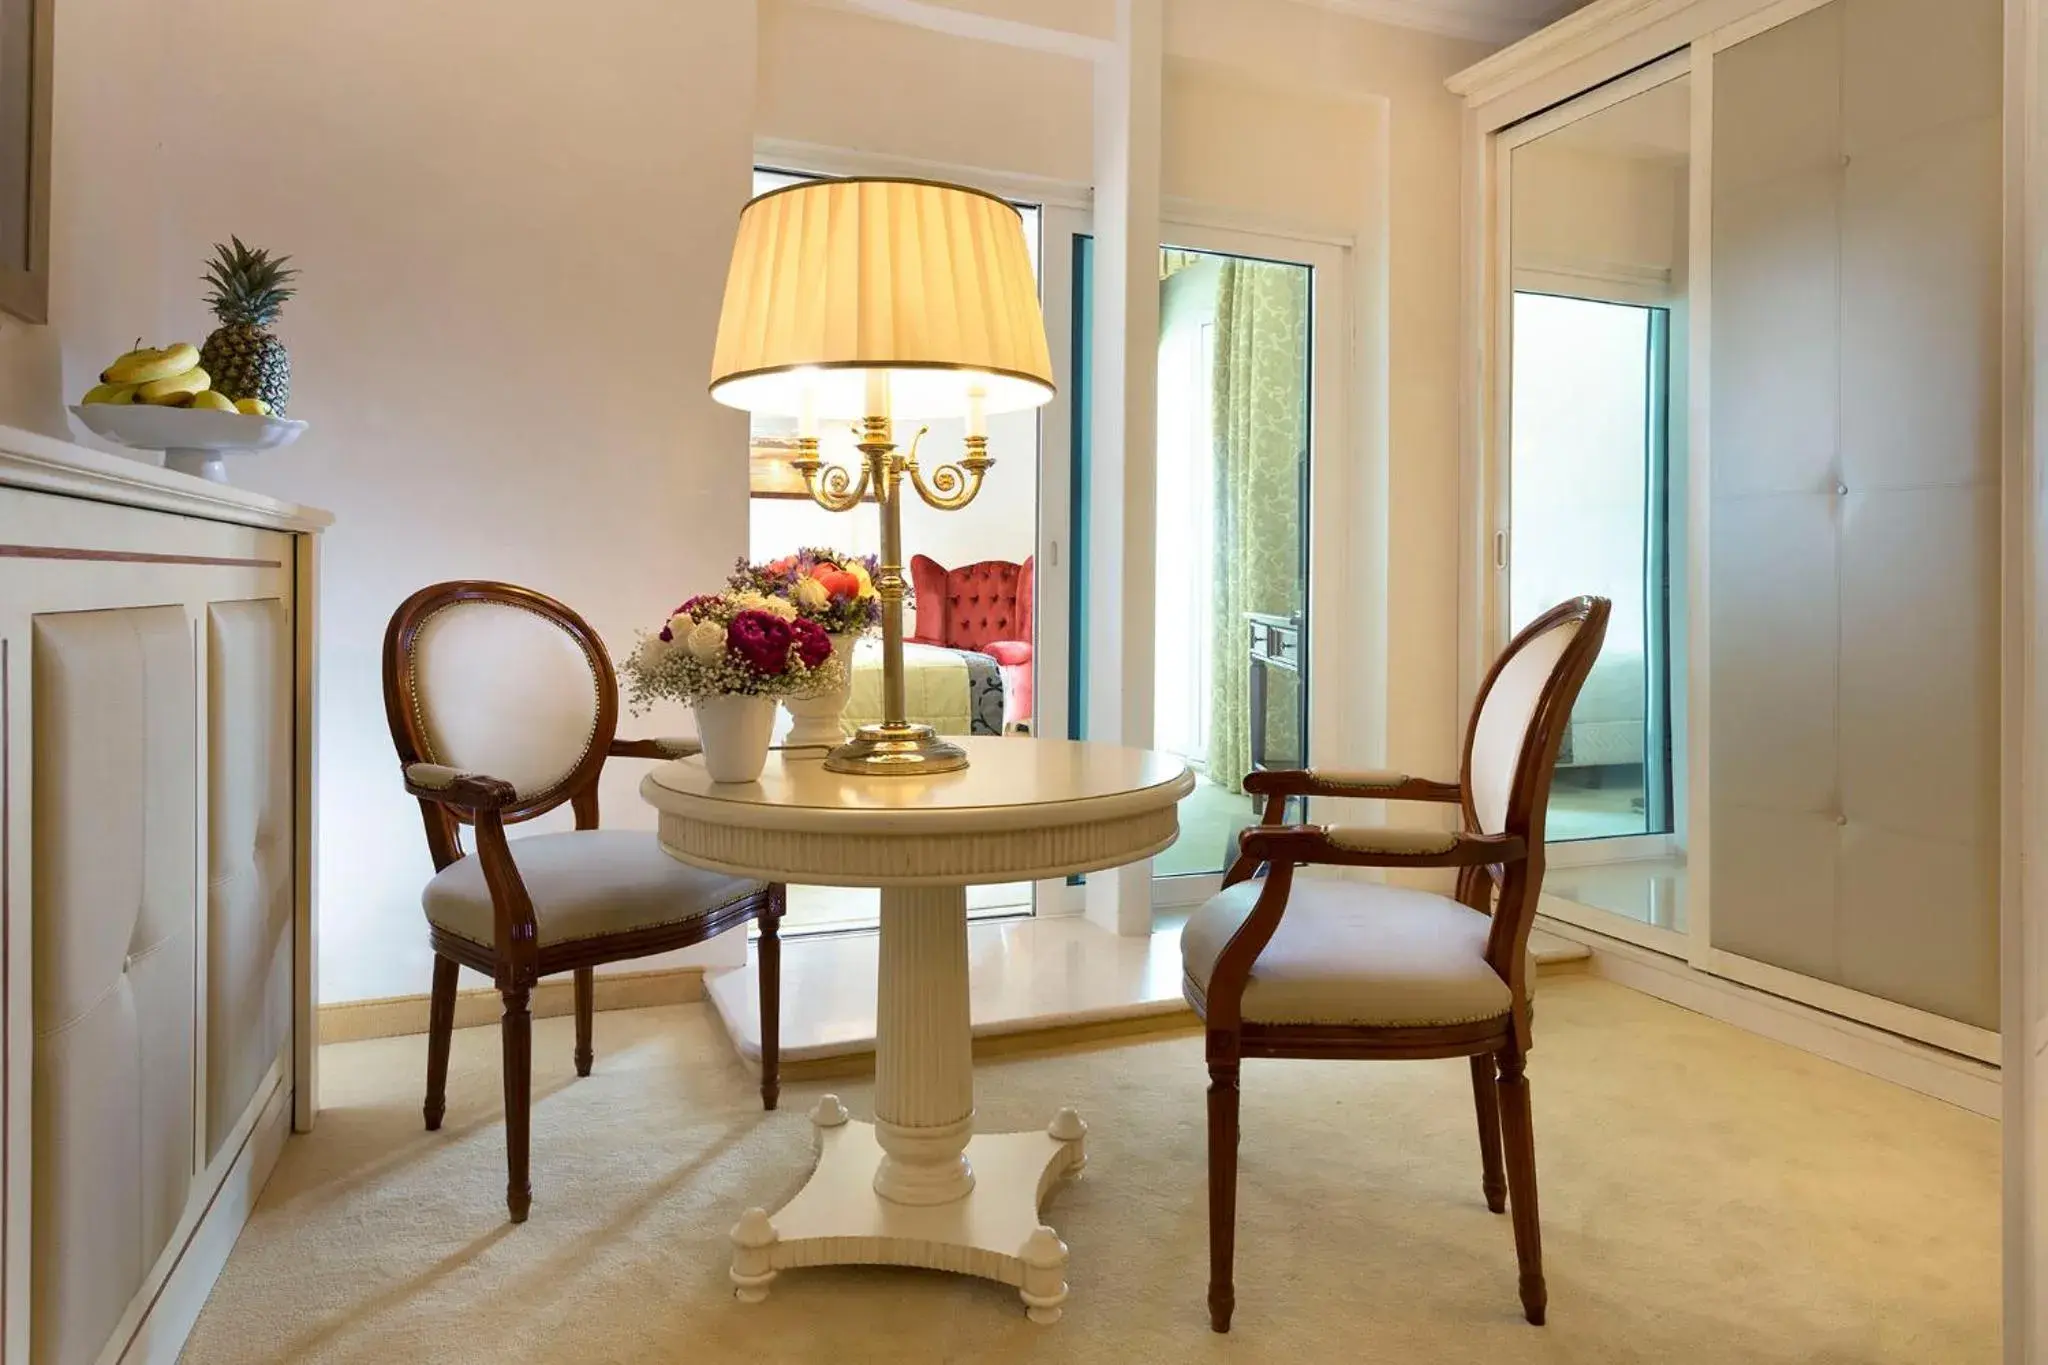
[1458,2,2048,1357]
[1457,0,2010,1069]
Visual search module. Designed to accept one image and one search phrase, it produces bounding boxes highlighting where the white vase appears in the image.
[693,694,778,783]
[779,631,861,755]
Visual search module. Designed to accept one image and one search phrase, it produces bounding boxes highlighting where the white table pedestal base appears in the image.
[730,1097,1089,1323]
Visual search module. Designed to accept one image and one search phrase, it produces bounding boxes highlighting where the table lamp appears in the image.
[709,177,1056,775]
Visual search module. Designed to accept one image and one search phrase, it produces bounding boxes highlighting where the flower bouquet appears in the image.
[727,549,880,750]
[622,589,842,782]
[727,548,882,635]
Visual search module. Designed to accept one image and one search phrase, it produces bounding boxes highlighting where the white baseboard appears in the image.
[318,964,707,1044]
[1537,915,2003,1117]
[114,1068,292,1365]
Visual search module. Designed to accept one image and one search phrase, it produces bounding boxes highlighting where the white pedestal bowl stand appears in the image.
[640,736,1193,1322]
[70,403,307,485]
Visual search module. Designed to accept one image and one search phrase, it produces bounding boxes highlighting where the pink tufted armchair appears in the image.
[909,554,1035,729]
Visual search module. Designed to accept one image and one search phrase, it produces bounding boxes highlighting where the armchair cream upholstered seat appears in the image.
[1183,880,1511,1028]
[384,581,784,1224]
[1184,596,1608,1333]
[421,829,764,948]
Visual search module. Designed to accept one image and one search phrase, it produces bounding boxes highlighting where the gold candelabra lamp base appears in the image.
[793,413,992,777]
[823,720,968,776]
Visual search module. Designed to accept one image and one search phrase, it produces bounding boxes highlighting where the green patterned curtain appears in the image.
[1206,259,1309,794]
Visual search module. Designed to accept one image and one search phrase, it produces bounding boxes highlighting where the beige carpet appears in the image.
[182,977,1998,1364]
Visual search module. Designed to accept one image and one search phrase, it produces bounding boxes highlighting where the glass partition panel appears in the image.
[1153,247,1312,877]
[1507,74,1688,874]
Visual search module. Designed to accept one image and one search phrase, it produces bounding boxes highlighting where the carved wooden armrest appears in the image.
[1238,823,1524,870]
[1243,768,1462,804]
[403,762,537,981]
[608,736,701,760]
[404,762,517,811]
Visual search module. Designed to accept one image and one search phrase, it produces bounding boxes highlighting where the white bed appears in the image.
[841,639,1007,737]
[1559,650,1645,769]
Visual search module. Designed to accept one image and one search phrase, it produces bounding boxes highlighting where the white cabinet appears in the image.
[0,426,326,1365]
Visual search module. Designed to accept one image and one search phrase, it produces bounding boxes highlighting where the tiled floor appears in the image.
[1544,854,1687,932]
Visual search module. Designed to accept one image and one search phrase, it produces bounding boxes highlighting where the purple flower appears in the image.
[727,609,794,675]
[790,617,832,670]
[658,625,674,643]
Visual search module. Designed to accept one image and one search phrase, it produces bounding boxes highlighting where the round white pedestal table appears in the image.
[640,736,1193,1322]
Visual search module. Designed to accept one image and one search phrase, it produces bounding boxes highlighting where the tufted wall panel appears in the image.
[1708,0,2002,1030]
[30,606,197,1365]
[206,600,294,1162]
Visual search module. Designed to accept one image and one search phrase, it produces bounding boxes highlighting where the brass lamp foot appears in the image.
[824,722,969,776]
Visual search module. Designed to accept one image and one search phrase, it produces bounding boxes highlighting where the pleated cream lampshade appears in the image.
[708,177,1056,420]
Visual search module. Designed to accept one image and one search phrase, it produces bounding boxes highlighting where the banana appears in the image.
[99,340,150,383]
[137,366,211,404]
[233,396,271,416]
[81,382,139,405]
[189,390,238,413]
[105,343,202,386]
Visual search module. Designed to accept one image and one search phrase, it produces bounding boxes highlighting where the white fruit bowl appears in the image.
[69,403,307,485]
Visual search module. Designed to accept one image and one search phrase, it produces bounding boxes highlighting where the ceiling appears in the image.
[1305,0,1593,44]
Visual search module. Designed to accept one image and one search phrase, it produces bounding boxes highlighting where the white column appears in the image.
[871,884,976,1204]
[1085,0,1164,938]
[2008,3,2048,1358]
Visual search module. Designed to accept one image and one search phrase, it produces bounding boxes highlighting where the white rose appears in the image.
[792,577,830,613]
[667,612,694,637]
[636,635,674,667]
[686,619,728,660]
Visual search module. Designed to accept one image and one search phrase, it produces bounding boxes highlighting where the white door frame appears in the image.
[1152,218,1354,907]
[1035,211,1356,916]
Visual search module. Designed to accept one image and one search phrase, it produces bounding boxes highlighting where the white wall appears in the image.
[5,0,761,1003]
[758,0,1095,181]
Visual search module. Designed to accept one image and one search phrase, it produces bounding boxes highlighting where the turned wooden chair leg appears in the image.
[1206,1053,1242,1334]
[758,895,782,1111]
[573,967,595,1078]
[423,954,458,1131]
[1470,1052,1507,1214]
[502,986,534,1223]
[1495,1048,1547,1325]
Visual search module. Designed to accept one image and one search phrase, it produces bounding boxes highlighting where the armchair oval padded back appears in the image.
[1460,596,1610,845]
[910,554,1034,652]
[384,582,619,829]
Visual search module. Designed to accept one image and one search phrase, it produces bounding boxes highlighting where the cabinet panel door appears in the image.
[0,488,295,1365]
[205,600,293,1162]
[29,607,196,1365]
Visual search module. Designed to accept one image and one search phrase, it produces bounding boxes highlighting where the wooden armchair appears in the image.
[1181,596,1609,1331]
[383,581,785,1223]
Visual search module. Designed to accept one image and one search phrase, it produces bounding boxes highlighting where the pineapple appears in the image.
[198,238,299,416]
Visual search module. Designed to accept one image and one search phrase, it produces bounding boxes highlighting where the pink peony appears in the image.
[790,617,832,669]
[727,609,794,675]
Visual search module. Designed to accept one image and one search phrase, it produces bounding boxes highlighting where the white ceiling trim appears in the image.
[1295,0,1567,45]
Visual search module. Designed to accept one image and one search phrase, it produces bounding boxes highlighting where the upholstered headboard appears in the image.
[910,555,1034,653]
